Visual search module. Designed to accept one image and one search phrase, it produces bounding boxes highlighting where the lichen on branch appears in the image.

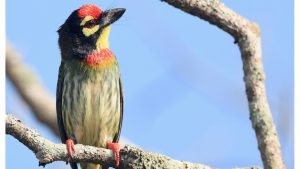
[6,114,260,169]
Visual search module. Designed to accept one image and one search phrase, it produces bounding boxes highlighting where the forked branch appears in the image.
[160,0,285,168]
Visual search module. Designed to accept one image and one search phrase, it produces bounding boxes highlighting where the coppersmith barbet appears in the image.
[56,4,125,169]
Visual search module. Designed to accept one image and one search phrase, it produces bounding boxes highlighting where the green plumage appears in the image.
[57,60,123,169]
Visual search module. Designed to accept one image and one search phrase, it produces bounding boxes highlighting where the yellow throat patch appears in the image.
[96,26,111,50]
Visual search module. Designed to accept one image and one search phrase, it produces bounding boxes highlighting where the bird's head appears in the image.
[58,4,125,60]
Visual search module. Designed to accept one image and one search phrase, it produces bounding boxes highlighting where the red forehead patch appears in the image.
[78,4,102,19]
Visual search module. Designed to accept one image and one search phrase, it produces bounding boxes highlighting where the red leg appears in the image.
[107,142,120,167]
[65,139,75,157]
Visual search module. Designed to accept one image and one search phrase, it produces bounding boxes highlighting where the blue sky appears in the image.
[6,0,294,169]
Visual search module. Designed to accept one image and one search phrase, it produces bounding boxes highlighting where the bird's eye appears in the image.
[83,20,97,28]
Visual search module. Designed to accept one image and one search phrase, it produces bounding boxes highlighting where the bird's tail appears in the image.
[80,163,109,169]
[80,163,100,169]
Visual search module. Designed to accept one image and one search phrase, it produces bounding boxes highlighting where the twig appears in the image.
[6,114,260,169]
[160,0,285,169]
[6,43,59,135]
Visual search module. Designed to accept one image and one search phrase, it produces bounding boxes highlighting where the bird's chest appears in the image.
[62,67,120,146]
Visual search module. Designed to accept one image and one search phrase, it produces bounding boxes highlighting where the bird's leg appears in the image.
[107,142,120,167]
[65,135,77,157]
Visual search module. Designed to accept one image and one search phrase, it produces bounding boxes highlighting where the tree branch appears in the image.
[6,43,59,136]
[160,0,285,169]
[6,114,260,169]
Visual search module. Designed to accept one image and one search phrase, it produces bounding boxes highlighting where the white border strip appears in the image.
[294,0,298,168]
[1,0,6,168]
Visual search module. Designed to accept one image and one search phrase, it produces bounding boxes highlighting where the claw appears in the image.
[107,142,120,167]
[66,139,75,157]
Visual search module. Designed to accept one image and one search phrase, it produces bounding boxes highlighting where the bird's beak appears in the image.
[100,8,126,27]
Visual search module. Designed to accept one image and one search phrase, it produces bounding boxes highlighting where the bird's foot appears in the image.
[107,142,120,167]
[65,138,75,157]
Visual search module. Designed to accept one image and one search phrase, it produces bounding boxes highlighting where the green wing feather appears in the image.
[56,62,68,142]
[56,62,78,169]
[113,77,124,142]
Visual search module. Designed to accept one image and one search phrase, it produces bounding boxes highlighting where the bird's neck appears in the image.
[83,48,116,69]
[81,26,116,69]
[77,26,116,69]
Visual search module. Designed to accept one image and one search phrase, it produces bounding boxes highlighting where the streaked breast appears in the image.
[62,61,121,147]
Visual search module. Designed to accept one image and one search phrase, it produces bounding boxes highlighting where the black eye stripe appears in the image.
[83,20,97,28]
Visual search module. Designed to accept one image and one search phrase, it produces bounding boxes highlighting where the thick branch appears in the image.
[160,0,285,169]
[6,43,59,136]
[6,114,260,169]
[6,114,115,166]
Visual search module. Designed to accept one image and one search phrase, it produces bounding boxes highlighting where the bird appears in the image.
[56,4,125,169]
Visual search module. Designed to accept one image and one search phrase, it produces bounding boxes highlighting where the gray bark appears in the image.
[6,114,260,169]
